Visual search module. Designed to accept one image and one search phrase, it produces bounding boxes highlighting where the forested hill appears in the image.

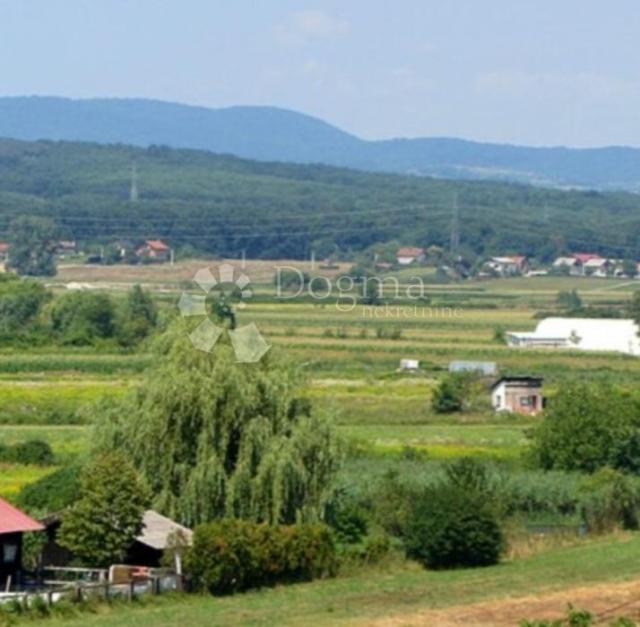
[1,137,640,260]
[1,96,640,192]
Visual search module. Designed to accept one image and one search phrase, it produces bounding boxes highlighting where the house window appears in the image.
[3,542,18,564]
[495,395,501,408]
[520,396,532,406]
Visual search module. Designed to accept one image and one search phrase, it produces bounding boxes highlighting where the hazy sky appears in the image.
[1,0,639,147]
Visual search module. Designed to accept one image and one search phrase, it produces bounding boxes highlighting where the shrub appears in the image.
[12,439,55,465]
[579,468,639,534]
[19,465,81,512]
[325,489,368,545]
[50,291,116,345]
[187,519,337,595]
[405,484,504,569]
[0,439,55,466]
[431,373,470,413]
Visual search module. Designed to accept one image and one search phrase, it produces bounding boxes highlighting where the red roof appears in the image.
[0,497,44,534]
[397,247,425,257]
[573,253,601,264]
[145,240,170,251]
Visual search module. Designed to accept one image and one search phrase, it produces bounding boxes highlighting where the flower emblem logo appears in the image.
[178,263,270,363]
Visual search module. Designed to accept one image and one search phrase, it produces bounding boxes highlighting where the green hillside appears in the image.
[1,137,640,260]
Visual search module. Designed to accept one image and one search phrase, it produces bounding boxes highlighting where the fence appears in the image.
[0,566,182,609]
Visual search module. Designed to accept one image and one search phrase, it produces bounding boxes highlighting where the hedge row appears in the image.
[187,519,337,595]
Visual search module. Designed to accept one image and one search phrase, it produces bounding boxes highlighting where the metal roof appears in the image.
[136,510,192,551]
[0,497,44,535]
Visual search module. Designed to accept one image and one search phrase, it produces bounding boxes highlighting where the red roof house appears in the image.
[0,497,43,588]
[396,247,426,265]
[136,239,171,262]
[572,253,601,264]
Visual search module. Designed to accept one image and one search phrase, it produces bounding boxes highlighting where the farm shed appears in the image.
[491,376,544,415]
[126,511,193,568]
[506,318,640,356]
[0,498,44,589]
[41,510,192,570]
[449,361,497,376]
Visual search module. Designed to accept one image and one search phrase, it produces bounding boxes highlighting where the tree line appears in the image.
[2,139,640,261]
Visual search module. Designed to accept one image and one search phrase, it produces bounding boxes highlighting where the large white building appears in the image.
[506,318,640,356]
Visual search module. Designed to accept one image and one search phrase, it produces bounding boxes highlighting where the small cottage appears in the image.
[396,247,425,266]
[0,498,44,589]
[136,240,171,262]
[491,376,544,415]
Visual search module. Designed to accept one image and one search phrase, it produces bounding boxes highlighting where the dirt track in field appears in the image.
[368,579,640,626]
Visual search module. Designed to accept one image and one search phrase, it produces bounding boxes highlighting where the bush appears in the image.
[579,468,639,534]
[0,439,55,466]
[19,465,81,512]
[405,484,504,569]
[187,519,337,595]
[431,373,470,413]
[50,291,115,345]
[13,439,55,465]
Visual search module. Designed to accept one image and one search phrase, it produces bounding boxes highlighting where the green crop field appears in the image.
[1,271,637,497]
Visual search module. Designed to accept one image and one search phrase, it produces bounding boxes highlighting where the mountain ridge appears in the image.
[1,95,639,191]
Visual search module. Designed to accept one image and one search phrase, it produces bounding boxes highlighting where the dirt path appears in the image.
[369,579,640,626]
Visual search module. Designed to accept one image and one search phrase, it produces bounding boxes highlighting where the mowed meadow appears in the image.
[2,261,639,498]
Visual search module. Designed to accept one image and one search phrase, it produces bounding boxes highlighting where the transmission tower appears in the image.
[449,192,460,256]
[130,162,139,202]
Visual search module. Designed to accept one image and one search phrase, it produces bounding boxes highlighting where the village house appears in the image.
[0,241,9,261]
[484,255,528,277]
[136,239,172,262]
[396,247,425,266]
[491,376,544,415]
[0,497,44,589]
[552,253,602,277]
[56,240,77,256]
[506,317,640,356]
[583,257,613,277]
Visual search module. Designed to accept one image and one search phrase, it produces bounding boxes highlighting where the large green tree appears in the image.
[116,284,158,346]
[530,382,640,473]
[58,452,148,566]
[95,322,343,526]
[7,216,58,277]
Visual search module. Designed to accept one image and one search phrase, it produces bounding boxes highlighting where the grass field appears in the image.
[3,264,640,624]
[1,269,637,496]
[34,534,640,626]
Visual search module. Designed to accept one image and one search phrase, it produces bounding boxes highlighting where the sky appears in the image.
[1,0,639,147]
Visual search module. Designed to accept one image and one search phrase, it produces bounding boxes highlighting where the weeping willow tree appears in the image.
[94,321,343,526]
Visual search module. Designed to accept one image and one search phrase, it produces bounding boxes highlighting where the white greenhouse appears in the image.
[506,318,640,356]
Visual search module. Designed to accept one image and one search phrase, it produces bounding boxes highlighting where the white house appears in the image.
[583,258,612,277]
[396,247,425,266]
[399,358,420,371]
[491,376,544,415]
[506,318,640,356]
[485,256,527,277]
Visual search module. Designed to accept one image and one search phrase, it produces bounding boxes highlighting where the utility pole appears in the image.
[449,192,460,257]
